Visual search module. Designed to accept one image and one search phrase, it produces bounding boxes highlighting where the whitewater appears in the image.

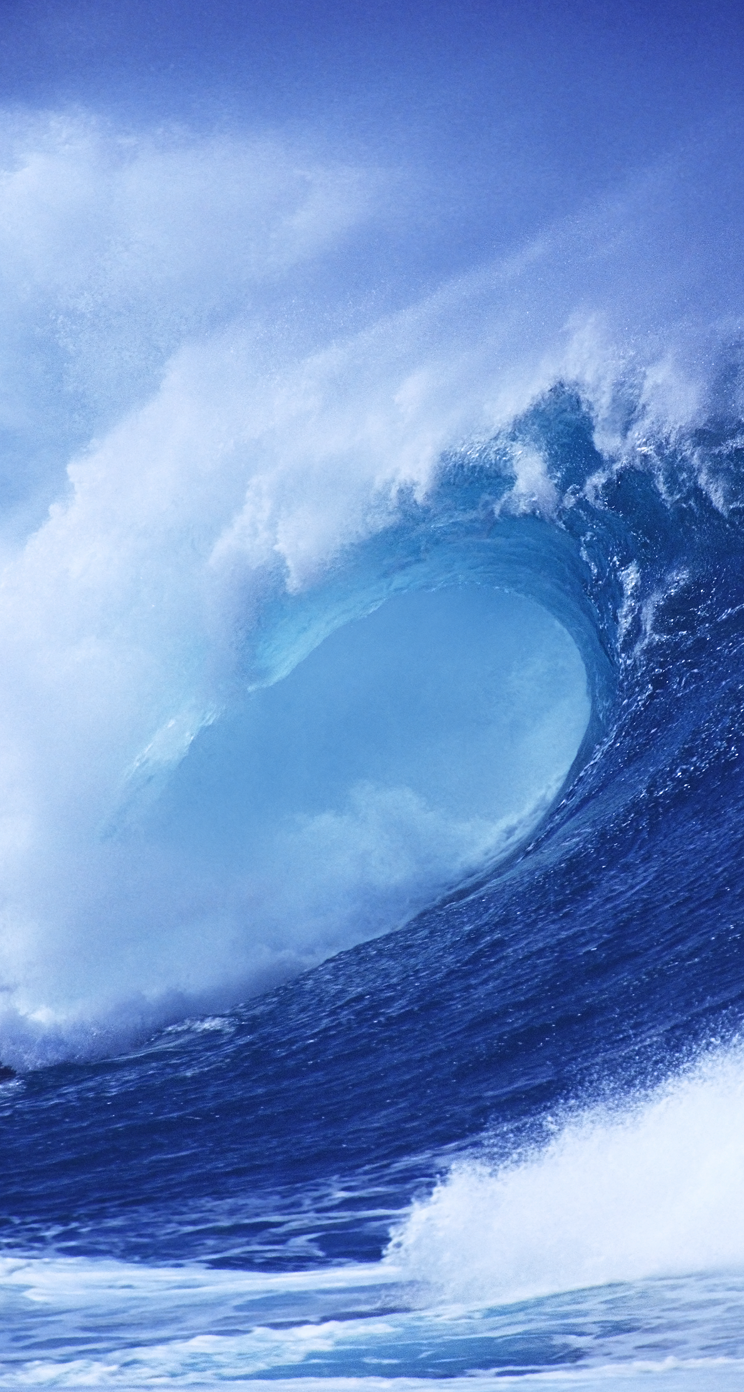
[1,71,744,1390]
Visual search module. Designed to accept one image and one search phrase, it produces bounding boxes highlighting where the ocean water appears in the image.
[1,20,744,1387]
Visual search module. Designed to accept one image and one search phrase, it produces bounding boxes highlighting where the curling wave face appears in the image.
[0,396,595,1062]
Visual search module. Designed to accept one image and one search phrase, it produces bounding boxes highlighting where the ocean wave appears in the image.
[0,110,743,1084]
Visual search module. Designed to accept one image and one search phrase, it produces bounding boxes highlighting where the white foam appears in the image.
[389,1047,744,1306]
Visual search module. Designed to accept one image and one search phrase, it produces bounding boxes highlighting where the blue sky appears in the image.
[2,0,743,283]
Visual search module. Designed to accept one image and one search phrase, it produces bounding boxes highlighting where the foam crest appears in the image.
[0,112,376,535]
[389,1049,744,1305]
